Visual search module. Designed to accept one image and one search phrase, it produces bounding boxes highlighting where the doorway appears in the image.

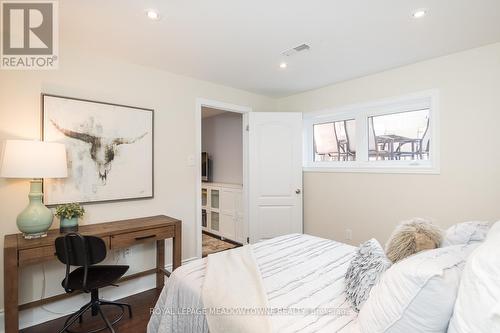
[195,99,250,258]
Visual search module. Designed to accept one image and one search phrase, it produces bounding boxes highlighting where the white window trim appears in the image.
[303,90,440,174]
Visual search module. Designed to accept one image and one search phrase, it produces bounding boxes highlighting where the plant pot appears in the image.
[60,217,79,233]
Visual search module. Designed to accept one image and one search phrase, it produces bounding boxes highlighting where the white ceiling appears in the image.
[60,0,500,97]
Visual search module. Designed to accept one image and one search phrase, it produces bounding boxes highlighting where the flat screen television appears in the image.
[201,152,210,182]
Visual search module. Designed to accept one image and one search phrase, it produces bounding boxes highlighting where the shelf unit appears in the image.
[201,182,244,244]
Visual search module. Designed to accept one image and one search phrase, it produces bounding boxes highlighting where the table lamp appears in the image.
[0,140,68,239]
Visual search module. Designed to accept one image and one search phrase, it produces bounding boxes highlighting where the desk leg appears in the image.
[4,245,18,333]
[156,239,165,290]
[173,223,182,270]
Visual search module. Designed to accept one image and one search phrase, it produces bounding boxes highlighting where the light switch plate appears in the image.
[187,154,195,166]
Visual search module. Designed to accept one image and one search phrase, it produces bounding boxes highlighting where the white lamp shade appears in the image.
[0,140,68,179]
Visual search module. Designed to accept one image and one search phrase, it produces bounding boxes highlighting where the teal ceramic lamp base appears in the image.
[16,179,53,239]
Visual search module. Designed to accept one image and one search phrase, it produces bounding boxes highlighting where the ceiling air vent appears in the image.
[281,43,311,57]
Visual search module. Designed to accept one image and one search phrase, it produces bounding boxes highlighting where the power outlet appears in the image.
[345,229,353,241]
[122,248,131,259]
[113,249,121,262]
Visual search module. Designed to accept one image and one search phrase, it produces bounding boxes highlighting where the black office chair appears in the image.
[55,233,132,333]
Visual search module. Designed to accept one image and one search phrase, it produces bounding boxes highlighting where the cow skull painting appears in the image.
[42,95,153,205]
[50,119,147,184]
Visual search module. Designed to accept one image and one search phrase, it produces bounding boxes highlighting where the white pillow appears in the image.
[442,221,491,247]
[358,244,476,333]
[447,221,500,333]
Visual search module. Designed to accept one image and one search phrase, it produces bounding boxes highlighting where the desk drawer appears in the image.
[110,226,174,249]
[18,237,111,266]
[19,245,57,266]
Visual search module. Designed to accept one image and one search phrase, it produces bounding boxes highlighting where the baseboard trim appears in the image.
[165,256,199,272]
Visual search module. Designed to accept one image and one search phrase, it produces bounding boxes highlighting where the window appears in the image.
[304,91,439,173]
[368,109,430,161]
[313,119,356,161]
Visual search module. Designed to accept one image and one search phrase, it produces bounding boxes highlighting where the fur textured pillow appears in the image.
[345,238,392,311]
[385,218,443,263]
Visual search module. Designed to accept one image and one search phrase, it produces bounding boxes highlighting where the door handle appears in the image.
[295,189,301,194]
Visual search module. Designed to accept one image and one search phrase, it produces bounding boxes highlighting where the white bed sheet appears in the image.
[148,234,361,333]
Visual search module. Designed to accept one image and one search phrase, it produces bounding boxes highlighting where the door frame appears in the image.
[195,98,251,258]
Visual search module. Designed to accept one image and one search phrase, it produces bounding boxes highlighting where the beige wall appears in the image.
[277,42,500,246]
[0,49,274,326]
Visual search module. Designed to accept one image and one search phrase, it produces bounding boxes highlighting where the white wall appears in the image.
[276,42,500,246]
[202,111,243,184]
[0,48,274,328]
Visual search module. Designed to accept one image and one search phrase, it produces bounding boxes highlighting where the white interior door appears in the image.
[248,112,303,243]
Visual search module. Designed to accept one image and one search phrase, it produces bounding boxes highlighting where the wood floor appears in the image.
[21,288,160,333]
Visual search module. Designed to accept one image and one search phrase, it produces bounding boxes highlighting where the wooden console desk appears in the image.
[3,215,182,333]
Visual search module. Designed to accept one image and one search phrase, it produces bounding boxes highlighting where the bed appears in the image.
[148,234,361,333]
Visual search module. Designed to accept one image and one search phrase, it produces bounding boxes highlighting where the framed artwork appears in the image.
[42,94,154,205]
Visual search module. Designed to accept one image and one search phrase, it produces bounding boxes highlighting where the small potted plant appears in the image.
[55,203,85,233]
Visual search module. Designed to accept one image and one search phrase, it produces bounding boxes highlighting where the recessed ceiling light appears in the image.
[146,9,160,21]
[279,62,287,69]
[412,9,427,19]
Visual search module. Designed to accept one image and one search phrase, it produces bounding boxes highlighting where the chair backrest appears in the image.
[344,120,356,153]
[421,118,431,153]
[368,117,377,151]
[314,122,339,155]
[55,233,106,267]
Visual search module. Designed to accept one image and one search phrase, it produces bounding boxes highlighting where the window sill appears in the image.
[303,163,440,175]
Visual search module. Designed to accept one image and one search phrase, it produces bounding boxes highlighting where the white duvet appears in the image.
[148,234,360,333]
[202,245,272,333]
